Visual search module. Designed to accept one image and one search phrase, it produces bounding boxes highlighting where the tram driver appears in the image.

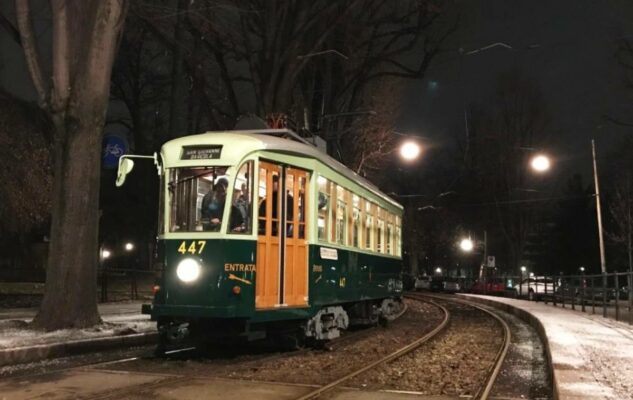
[201,178,244,232]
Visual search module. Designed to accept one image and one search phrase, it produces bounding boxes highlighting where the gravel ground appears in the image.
[94,297,506,398]
[348,298,503,397]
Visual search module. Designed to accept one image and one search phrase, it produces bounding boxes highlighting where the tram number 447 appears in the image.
[177,241,206,255]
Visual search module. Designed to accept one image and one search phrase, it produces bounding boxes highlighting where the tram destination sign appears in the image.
[181,145,223,160]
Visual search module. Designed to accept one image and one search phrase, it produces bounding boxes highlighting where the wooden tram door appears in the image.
[256,161,309,309]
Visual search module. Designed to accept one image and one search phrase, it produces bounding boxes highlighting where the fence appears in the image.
[98,268,156,302]
[468,271,633,325]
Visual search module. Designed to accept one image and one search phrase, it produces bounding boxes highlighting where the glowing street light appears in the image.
[400,140,421,161]
[520,266,527,272]
[435,267,442,274]
[101,249,111,259]
[530,154,551,172]
[460,238,474,252]
[125,242,135,251]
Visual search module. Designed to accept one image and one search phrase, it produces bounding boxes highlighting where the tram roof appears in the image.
[161,129,402,210]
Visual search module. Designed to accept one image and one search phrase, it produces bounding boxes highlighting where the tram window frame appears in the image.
[376,211,384,253]
[365,201,374,251]
[168,166,231,233]
[335,185,346,245]
[352,194,361,248]
[228,161,254,234]
[317,176,331,242]
[387,222,393,255]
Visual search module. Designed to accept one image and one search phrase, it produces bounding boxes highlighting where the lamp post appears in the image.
[591,140,607,275]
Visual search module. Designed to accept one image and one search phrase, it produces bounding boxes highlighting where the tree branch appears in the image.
[15,0,48,109]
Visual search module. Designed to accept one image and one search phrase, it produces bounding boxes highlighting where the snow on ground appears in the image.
[0,313,153,350]
[465,295,633,400]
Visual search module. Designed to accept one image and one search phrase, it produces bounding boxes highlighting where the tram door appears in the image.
[256,161,309,309]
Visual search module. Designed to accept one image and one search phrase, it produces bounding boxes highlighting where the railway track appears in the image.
[407,293,511,400]
[295,297,449,400]
[294,293,509,400]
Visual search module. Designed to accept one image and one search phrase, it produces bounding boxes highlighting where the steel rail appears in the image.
[413,293,511,400]
[295,298,449,400]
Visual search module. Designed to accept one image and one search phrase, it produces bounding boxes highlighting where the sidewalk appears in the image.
[0,301,156,368]
[461,294,633,400]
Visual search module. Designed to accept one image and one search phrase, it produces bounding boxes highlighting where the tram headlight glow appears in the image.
[176,258,201,283]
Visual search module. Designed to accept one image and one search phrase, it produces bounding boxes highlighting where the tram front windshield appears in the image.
[168,166,232,232]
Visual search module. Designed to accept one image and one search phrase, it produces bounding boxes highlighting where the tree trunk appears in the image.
[168,0,189,138]
[33,118,103,329]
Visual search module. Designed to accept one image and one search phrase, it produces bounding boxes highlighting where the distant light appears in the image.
[531,154,551,172]
[125,242,134,251]
[460,238,474,252]
[435,267,442,274]
[579,266,585,272]
[400,141,421,161]
[428,80,439,90]
[529,272,535,278]
[520,266,527,272]
[102,249,111,259]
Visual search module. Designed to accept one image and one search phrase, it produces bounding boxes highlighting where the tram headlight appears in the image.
[176,258,201,283]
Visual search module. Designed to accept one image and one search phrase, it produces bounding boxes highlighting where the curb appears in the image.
[0,331,158,367]
[456,294,560,400]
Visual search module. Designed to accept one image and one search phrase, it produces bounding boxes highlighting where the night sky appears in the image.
[401,0,633,181]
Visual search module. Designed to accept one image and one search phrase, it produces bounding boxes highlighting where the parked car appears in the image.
[617,286,631,301]
[556,278,611,303]
[471,277,506,295]
[429,277,444,292]
[442,278,461,293]
[514,277,555,301]
[414,276,431,291]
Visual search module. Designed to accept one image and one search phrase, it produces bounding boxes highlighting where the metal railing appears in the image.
[462,271,633,325]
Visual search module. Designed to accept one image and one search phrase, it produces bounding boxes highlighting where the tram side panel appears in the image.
[308,245,402,307]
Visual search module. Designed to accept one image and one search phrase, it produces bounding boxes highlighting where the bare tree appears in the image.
[15,0,128,330]
[132,1,455,152]
[464,70,551,273]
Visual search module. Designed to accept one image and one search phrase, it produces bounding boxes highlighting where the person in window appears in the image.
[258,175,293,235]
[202,178,227,231]
[201,178,244,232]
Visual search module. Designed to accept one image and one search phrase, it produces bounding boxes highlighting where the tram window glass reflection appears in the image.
[168,166,230,232]
[365,202,374,251]
[335,185,346,245]
[317,176,330,242]
[352,195,360,248]
[376,215,384,253]
[229,161,253,234]
[387,223,393,255]
[298,176,307,239]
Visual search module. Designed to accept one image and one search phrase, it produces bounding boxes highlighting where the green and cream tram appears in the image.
[117,129,403,347]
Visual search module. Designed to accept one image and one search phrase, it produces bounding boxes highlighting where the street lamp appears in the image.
[530,154,551,172]
[400,141,421,161]
[435,267,442,274]
[124,242,134,251]
[460,238,474,252]
[101,249,111,259]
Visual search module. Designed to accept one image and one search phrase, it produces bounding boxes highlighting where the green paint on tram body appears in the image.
[149,239,402,322]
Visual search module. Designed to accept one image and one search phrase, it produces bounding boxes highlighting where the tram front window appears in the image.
[168,166,231,232]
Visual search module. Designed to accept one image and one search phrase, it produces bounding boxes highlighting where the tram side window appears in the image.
[387,223,393,255]
[395,216,402,257]
[376,215,384,253]
[169,166,230,232]
[352,194,361,248]
[297,175,307,239]
[229,161,253,234]
[335,186,346,245]
[365,201,374,251]
[317,176,330,242]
